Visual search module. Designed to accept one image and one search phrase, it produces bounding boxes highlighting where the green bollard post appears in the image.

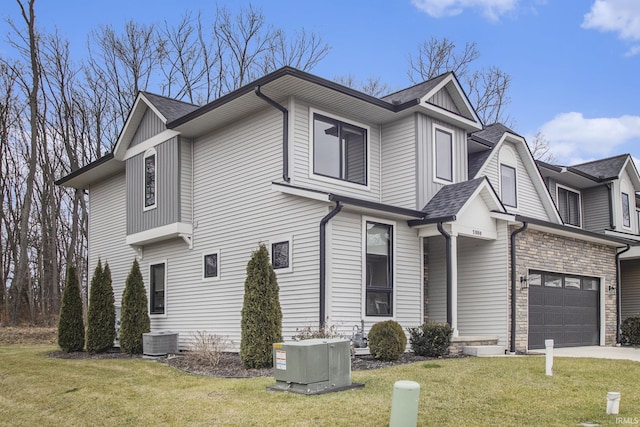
[389,380,420,427]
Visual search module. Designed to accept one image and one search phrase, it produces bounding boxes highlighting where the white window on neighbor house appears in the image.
[622,192,631,228]
[434,125,454,184]
[149,262,166,315]
[143,148,157,210]
[364,220,394,317]
[312,112,368,186]
[202,250,221,281]
[557,184,581,227]
[499,145,518,208]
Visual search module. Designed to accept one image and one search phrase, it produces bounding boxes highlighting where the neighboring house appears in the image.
[56,66,638,353]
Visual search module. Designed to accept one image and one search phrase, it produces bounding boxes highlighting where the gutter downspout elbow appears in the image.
[510,222,528,353]
[436,222,452,326]
[616,244,631,344]
[319,201,342,327]
[254,86,290,182]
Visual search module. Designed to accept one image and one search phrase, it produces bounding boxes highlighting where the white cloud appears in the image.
[411,0,518,22]
[582,0,640,40]
[624,45,640,56]
[537,112,640,164]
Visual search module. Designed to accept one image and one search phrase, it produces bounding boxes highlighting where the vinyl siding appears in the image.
[621,260,640,320]
[130,107,165,146]
[416,113,468,208]
[582,185,610,232]
[180,138,193,224]
[126,137,180,234]
[426,236,447,322]
[88,173,137,307]
[291,99,381,201]
[380,115,418,209]
[483,141,548,220]
[328,212,423,337]
[456,225,509,345]
[428,87,461,115]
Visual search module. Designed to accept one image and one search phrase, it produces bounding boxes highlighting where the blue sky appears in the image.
[2,0,639,167]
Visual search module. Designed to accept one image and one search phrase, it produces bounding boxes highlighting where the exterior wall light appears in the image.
[520,275,528,290]
[608,285,616,296]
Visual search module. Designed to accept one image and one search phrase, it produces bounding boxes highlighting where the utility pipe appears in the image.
[254,86,290,182]
[616,244,631,344]
[319,201,342,327]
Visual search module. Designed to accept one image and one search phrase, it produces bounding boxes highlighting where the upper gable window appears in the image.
[499,146,518,208]
[622,192,631,228]
[557,185,581,227]
[313,113,368,186]
[143,148,157,210]
[434,126,453,183]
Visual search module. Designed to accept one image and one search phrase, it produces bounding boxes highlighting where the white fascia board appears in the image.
[419,103,482,132]
[271,183,331,202]
[123,129,181,160]
[423,74,482,127]
[113,94,169,161]
[126,222,192,246]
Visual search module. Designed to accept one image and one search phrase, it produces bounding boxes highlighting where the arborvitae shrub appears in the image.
[57,266,85,352]
[368,320,407,361]
[86,260,116,353]
[119,259,150,354]
[240,243,283,369]
[621,315,640,345]
[407,321,453,357]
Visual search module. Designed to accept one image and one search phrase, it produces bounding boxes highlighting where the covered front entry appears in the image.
[528,271,600,349]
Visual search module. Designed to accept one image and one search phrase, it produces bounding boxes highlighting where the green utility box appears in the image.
[267,338,363,395]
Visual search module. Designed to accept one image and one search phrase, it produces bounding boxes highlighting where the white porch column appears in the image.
[450,233,458,337]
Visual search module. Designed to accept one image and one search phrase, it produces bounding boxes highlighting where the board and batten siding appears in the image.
[483,141,549,220]
[130,107,165,147]
[180,138,193,224]
[427,87,461,116]
[291,99,381,201]
[328,211,423,337]
[126,137,181,234]
[416,113,468,209]
[151,107,330,348]
[381,115,418,209]
[621,260,640,320]
[582,185,611,232]
[88,173,137,307]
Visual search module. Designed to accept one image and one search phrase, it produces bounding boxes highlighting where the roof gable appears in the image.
[419,177,504,220]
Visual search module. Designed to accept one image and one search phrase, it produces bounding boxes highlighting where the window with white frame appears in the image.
[557,185,581,227]
[365,221,393,317]
[313,113,368,185]
[499,145,518,208]
[202,250,220,280]
[434,126,453,183]
[149,262,166,315]
[143,148,157,210]
[622,192,631,228]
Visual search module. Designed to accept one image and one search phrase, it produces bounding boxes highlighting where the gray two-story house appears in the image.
[57,67,637,353]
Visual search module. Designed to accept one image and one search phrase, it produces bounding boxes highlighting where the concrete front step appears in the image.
[463,345,506,356]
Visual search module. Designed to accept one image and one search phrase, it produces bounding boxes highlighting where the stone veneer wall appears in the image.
[510,226,617,352]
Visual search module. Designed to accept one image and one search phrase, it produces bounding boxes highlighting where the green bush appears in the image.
[621,315,640,345]
[240,244,283,369]
[57,266,85,353]
[119,259,150,354]
[86,261,116,353]
[407,321,453,357]
[368,320,407,361]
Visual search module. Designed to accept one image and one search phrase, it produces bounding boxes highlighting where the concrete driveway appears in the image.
[528,346,640,362]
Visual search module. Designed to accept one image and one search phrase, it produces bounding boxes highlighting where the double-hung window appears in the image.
[434,127,453,183]
[622,192,631,228]
[365,221,393,317]
[557,186,581,227]
[143,149,157,210]
[150,262,166,315]
[313,113,367,185]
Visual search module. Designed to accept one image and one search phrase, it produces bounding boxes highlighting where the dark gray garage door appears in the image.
[528,271,599,350]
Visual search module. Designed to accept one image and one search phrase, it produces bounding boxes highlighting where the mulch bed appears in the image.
[48,349,441,378]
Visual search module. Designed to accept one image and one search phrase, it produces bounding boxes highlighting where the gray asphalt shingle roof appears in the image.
[380,72,451,105]
[470,123,520,147]
[570,154,629,180]
[141,91,199,123]
[421,177,486,218]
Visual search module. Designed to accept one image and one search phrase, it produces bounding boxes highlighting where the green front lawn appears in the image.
[0,345,638,426]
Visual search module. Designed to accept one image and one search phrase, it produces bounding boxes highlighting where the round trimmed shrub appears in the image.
[621,315,640,345]
[368,320,407,361]
[407,321,453,357]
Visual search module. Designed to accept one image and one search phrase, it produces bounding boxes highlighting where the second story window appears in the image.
[144,148,157,210]
[434,127,453,183]
[557,186,581,227]
[313,113,367,185]
[500,164,517,207]
[622,192,631,228]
